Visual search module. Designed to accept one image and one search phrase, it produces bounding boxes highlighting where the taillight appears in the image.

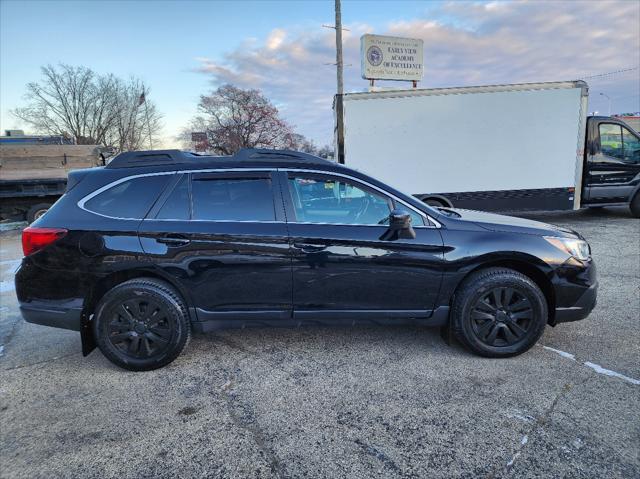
[22,227,68,256]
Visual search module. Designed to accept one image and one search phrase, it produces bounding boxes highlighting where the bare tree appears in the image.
[13,64,162,151]
[290,133,334,159]
[105,78,162,152]
[190,84,296,155]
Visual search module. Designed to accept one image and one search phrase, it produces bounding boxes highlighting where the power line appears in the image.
[579,66,638,80]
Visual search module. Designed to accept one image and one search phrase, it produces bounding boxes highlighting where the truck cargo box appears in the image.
[336,81,589,211]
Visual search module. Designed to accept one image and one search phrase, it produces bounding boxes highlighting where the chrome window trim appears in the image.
[77,167,441,228]
[77,170,177,220]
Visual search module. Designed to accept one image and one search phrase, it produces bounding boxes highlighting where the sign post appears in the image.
[360,34,424,88]
[191,132,208,152]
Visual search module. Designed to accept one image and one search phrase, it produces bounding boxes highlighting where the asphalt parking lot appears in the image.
[0,207,638,478]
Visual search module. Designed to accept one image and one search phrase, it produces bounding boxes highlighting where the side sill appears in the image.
[190,307,449,333]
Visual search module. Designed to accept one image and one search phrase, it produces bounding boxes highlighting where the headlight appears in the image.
[544,236,591,261]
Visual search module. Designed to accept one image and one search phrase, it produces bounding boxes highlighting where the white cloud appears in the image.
[193,0,640,144]
[266,28,287,50]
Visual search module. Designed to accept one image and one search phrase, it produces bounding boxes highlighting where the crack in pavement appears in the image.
[354,438,401,473]
[487,377,589,478]
[220,376,287,479]
[1,352,79,372]
[210,337,288,478]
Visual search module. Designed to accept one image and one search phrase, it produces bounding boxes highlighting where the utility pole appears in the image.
[144,101,153,150]
[335,0,343,96]
[334,0,345,163]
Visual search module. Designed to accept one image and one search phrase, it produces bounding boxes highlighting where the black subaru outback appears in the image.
[16,149,597,370]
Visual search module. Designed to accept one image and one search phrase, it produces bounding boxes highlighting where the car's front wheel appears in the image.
[94,278,190,371]
[451,268,547,357]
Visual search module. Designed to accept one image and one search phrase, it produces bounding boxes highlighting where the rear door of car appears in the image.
[138,169,293,324]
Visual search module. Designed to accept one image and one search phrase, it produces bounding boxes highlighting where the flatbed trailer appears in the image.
[0,143,104,222]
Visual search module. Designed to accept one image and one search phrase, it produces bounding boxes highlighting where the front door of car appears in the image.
[138,171,292,322]
[584,122,640,202]
[279,171,445,319]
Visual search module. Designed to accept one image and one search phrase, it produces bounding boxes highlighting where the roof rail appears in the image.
[106,148,332,168]
[105,149,204,168]
[233,148,332,164]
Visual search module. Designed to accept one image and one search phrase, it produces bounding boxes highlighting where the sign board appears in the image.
[360,34,424,81]
[191,132,207,142]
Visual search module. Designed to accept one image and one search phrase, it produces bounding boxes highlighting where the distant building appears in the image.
[612,114,640,133]
[1,130,75,145]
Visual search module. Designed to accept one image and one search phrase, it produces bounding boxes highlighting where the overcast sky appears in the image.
[1,0,639,147]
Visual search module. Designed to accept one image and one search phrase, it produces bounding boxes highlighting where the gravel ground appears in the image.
[0,207,638,478]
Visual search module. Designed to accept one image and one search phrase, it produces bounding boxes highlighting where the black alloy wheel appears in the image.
[451,268,547,357]
[470,287,533,347]
[94,278,190,371]
[107,298,175,358]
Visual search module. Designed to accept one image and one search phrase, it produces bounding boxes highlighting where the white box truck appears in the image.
[334,81,640,216]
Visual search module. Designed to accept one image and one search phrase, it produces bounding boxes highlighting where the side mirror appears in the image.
[381,209,416,241]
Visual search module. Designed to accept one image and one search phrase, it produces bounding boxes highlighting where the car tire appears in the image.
[27,202,53,223]
[451,268,547,358]
[94,278,191,371]
[422,197,452,208]
[630,193,640,218]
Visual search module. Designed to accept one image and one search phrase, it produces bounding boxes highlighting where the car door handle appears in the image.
[293,243,327,253]
[157,235,190,247]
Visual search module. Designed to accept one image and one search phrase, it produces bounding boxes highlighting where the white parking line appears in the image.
[543,346,639,386]
[583,362,640,386]
[506,435,529,467]
[542,346,576,360]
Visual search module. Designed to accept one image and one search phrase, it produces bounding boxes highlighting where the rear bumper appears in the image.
[19,299,82,331]
[554,281,598,324]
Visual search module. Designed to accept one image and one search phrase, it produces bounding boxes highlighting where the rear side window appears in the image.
[156,175,190,220]
[84,175,170,219]
[191,177,275,221]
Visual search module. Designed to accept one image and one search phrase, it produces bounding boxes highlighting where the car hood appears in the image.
[439,208,581,238]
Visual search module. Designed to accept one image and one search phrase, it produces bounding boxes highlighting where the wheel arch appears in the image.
[454,256,556,325]
[86,268,194,318]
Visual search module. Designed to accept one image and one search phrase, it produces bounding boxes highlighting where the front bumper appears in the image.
[554,281,598,324]
[551,257,598,325]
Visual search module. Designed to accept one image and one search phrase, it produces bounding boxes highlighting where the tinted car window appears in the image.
[622,127,640,163]
[85,175,169,219]
[191,177,275,221]
[288,175,392,225]
[156,174,190,220]
[599,124,623,159]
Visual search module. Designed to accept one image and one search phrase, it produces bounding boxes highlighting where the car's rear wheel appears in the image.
[94,278,190,371]
[451,268,547,357]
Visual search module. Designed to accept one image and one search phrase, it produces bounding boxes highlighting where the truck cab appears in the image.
[582,116,640,207]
